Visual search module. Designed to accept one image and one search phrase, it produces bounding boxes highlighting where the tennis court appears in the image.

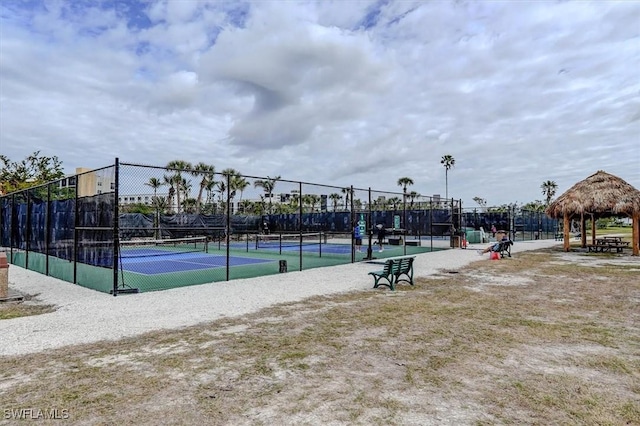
[71,235,374,293]
[120,253,273,275]
[117,237,272,275]
[7,233,443,295]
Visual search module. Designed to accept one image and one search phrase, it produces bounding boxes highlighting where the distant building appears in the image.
[75,167,114,197]
[58,167,115,198]
[119,194,156,206]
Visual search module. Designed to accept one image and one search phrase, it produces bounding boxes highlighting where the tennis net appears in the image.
[256,232,326,249]
[119,236,208,258]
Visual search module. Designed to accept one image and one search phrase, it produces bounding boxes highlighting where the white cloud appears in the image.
[197,7,392,150]
[0,0,638,207]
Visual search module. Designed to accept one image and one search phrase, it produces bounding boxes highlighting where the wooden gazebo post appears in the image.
[633,211,639,256]
[563,213,570,252]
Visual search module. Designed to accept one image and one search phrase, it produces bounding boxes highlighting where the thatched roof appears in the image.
[546,170,640,219]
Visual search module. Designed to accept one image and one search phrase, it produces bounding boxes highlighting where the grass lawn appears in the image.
[0,247,638,425]
[597,226,633,237]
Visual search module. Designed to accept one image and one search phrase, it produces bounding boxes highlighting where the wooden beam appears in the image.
[590,213,596,246]
[580,212,586,247]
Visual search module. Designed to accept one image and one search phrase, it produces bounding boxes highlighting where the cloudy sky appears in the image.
[1,0,639,207]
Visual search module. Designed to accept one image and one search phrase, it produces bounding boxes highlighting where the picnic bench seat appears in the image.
[368,256,415,291]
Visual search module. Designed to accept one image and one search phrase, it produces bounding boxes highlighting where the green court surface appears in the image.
[8,242,444,294]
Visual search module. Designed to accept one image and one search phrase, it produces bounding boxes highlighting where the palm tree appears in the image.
[440,155,455,200]
[221,168,241,213]
[215,180,226,211]
[180,178,192,211]
[192,162,215,214]
[182,197,197,213]
[408,191,419,209]
[145,177,165,238]
[253,175,280,214]
[144,177,164,199]
[234,176,249,203]
[252,200,264,215]
[388,197,402,211]
[329,193,342,212]
[163,174,177,213]
[541,180,558,206]
[523,200,545,212]
[397,177,414,230]
[302,194,314,212]
[341,187,352,211]
[166,160,193,213]
[473,197,486,208]
[289,193,300,210]
[373,197,386,211]
[239,200,253,214]
[397,177,414,195]
[274,203,291,214]
[308,194,320,212]
[204,178,217,213]
[152,195,168,214]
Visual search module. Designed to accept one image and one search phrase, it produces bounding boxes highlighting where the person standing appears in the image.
[260,218,270,243]
[376,224,386,252]
[353,222,363,252]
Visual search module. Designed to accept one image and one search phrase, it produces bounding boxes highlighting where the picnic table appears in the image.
[587,236,630,253]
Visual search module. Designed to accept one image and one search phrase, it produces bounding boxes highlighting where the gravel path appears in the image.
[0,240,560,356]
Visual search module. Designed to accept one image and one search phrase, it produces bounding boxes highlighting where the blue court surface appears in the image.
[120,252,274,275]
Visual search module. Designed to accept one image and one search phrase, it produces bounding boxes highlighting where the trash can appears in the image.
[450,236,460,248]
[279,260,287,273]
[465,230,481,244]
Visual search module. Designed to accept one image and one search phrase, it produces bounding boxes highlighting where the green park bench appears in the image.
[368,256,415,291]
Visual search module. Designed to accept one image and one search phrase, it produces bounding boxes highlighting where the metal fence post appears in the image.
[226,172,231,281]
[112,158,120,296]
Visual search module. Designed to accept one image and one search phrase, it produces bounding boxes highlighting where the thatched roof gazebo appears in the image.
[546,170,640,256]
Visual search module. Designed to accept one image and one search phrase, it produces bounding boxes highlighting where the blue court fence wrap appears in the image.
[0,160,557,295]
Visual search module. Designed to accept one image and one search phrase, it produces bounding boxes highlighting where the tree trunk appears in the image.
[445,170,448,200]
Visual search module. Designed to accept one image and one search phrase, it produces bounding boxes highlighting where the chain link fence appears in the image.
[2,159,466,295]
[462,208,559,243]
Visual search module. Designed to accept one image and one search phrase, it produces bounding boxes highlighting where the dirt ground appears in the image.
[0,247,639,425]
